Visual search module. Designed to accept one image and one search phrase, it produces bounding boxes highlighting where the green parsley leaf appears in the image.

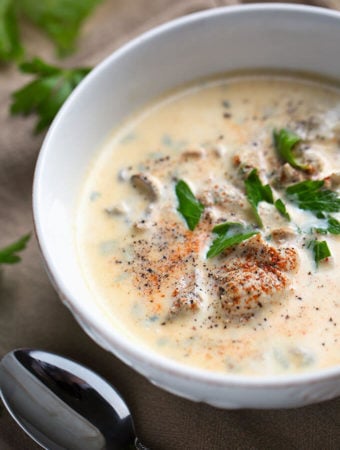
[245,170,290,226]
[326,216,340,234]
[0,234,30,265]
[207,222,258,258]
[274,198,290,220]
[286,180,340,215]
[0,0,22,63]
[273,128,308,171]
[0,0,102,63]
[245,169,274,227]
[314,216,340,235]
[211,222,242,235]
[11,58,91,133]
[175,180,204,231]
[308,239,331,266]
[19,0,103,57]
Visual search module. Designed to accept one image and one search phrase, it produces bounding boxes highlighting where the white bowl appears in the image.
[33,3,340,409]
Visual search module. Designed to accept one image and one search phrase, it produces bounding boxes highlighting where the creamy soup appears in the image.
[76,74,340,375]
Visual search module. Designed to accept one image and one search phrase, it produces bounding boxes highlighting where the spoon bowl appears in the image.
[0,349,144,450]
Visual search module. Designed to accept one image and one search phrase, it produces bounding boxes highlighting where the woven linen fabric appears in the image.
[0,1,340,448]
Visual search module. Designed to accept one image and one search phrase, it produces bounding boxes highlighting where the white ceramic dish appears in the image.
[33,4,340,409]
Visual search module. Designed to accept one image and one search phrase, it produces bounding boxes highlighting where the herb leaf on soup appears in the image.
[175,180,204,231]
[207,222,258,258]
[314,216,340,235]
[0,234,30,265]
[286,180,340,215]
[245,169,274,227]
[273,128,308,171]
[274,198,290,220]
[11,58,91,133]
[324,216,340,234]
[308,239,331,266]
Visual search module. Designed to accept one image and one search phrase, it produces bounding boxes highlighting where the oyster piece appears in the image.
[130,173,162,230]
[105,202,129,216]
[271,227,296,243]
[233,147,265,178]
[181,147,206,159]
[278,163,305,185]
[170,270,204,315]
[198,180,249,222]
[324,171,340,190]
[130,173,162,202]
[133,205,156,231]
[211,235,299,318]
[302,150,325,175]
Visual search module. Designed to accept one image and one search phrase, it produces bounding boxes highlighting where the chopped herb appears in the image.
[308,240,331,266]
[286,180,340,215]
[274,199,290,220]
[211,222,242,235]
[314,216,340,235]
[207,222,258,258]
[245,169,274,227]
[175,180,204,231]
[273,128,308,171]
[245,169,290,226]
[325,216,340,234]
[0,234,30,265]
[11,58,91,133]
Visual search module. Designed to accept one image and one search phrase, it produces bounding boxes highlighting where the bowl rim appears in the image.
[33,2,340,388]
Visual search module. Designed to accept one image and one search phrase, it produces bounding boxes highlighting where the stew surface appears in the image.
[76,74,340,375]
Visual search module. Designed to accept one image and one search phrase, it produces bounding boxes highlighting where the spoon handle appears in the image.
[135,437,150,450]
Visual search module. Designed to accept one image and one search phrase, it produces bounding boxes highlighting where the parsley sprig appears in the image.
[273,128,308,171]
[207,222,258,258]
[308,240,331,266]
[286,180,340,214]
[286,180,340,264]
[0,0,102,62]
[274,198,290,220]
[0,0,22,63]
[175,180,204,231]
[314,216,340,235]
[0,234,30,265]
[11,58,91,133]
[245,169,290,227]
[245,169,274,227]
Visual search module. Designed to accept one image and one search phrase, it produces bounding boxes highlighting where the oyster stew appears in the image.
[77,75,340,375]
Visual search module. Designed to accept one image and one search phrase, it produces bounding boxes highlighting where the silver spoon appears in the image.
[0,348,149,450]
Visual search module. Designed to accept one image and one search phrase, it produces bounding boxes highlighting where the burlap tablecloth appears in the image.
[1,1,340,448]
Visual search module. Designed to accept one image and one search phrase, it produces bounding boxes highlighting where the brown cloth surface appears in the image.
[1,0,340,449]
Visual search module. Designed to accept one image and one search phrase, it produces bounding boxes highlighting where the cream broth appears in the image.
[77,75,340,375]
